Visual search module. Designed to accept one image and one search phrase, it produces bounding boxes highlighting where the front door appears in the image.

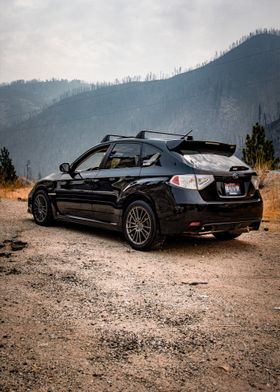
[55,146,109,218]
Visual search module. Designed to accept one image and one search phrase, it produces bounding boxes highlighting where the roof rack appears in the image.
[101,130,194,143]
[100,134,133,143]
[136,130,193,140]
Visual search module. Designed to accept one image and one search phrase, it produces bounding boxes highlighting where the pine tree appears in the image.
[242,123,279,169]
[0,147,17,184]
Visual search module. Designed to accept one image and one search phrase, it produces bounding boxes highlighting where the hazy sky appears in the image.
[0,0,279,83]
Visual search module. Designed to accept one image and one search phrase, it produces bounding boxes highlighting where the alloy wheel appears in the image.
[125,205,152,246]
[33,193,48,223]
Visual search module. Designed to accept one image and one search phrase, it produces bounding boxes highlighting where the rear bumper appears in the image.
[158,198,263,235]
[183,218,261,235]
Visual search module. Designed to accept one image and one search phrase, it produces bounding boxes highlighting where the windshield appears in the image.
[181,150,249,171]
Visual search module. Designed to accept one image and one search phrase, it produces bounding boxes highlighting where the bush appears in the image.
[0,147,17,184]
[242,123,279,170]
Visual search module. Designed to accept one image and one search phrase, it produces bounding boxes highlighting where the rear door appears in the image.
[91,142,142,224]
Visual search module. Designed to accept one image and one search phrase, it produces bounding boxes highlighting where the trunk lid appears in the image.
[168,139,258,201]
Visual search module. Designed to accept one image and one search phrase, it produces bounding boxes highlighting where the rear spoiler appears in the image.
[166,139,236,156]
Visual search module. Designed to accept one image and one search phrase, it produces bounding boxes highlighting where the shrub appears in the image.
[242,123,279,170]
[0,147,17,184]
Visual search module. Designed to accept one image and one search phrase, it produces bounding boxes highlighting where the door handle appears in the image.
[60,181,69,187]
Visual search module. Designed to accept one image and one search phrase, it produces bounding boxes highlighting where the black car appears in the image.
[28,130,263,250]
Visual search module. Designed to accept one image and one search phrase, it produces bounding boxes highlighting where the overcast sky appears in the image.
[0,0,279,83]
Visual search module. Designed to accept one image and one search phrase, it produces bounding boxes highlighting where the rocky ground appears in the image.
[0,199,279,392]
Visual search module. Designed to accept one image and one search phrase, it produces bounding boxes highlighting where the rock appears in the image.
[218,364,230,372]
[0,252,12,258]
[6,268,21,275]
[11,240,27,251]
[38,343,48,347]
[182,281,208,286]
[0,242,5,249]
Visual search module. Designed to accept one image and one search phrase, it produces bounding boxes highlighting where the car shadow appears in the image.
[162,233,256,253]
[32,218,255,253]
[24,215,256,253]
[54,220,126,244]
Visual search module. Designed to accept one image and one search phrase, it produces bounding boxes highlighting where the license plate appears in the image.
[224,182,241,196]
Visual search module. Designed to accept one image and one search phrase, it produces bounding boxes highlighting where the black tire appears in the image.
[123,200,165,251]
[32,189,54,226]
[213,231,242,241]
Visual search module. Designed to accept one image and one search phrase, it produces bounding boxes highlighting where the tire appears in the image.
[32,189,54,226]
[123,200,165,251]
[213,231,242,241]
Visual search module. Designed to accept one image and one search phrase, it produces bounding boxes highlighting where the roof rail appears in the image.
[135,130,193,140]
[100,134,133,143]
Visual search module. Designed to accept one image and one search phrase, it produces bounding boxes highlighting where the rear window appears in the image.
[180,150,249,171]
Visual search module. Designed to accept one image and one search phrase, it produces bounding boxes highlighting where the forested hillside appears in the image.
[0,79,90,128]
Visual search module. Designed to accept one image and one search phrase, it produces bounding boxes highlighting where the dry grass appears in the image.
[0,178,33,201]
[254,162,271,188]
[260,172,280,220]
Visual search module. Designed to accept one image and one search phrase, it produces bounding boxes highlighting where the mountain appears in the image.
[266,118,280,157]
[1,32,280,178]
[0,79,90,128]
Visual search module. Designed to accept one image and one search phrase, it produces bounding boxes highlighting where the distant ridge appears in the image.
[1,32,280,178]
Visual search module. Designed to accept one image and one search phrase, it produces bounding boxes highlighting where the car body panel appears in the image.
[55,170,99,218]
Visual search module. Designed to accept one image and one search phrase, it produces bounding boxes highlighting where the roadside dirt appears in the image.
[0,199,279,392]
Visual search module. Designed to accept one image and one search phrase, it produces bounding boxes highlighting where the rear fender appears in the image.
[119,177,176,230]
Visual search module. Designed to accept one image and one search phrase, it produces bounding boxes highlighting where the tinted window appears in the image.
[181,150,249,171]
[105,143,141,169]
[76,147,108,171]
[142,144,161,166]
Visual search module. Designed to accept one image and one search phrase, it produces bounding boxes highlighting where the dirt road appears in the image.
[0,199,279,392]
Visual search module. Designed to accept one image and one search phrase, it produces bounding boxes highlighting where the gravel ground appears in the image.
[0,199,279,392]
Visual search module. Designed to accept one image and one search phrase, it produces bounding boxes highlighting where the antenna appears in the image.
[181,130,193,140]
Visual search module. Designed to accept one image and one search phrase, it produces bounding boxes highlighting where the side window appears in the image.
[105,143,141,169]
[142,144,161,166]
[76,147,108,171]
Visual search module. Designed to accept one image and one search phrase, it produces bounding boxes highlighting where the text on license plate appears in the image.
[224,182,241,195]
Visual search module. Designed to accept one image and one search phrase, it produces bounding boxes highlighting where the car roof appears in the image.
[98,134,236,155]
[98,130,193,150]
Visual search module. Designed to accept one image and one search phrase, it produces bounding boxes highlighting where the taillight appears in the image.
[196,175,215,190]
[251,175,260,190]
[169,174,214,190]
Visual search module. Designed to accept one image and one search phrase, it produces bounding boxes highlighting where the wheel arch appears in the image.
[32,185,57,217]
[121,192,159,226]
[32,185,48,198]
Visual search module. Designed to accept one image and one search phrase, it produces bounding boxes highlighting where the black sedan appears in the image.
[28,131,263,250]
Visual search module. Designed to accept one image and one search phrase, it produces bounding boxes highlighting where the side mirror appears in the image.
[142,153,161,167]
[59,162,71,173]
